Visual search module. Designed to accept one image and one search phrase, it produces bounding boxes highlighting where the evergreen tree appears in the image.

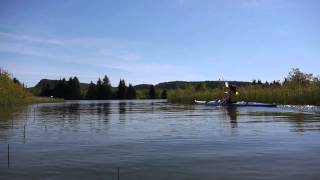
[127,84,136,99]
[265,81,269,86]
[257,80,262,85]
[41,76,80,99]
[148,85,156,99]
[96,78,104,99]
[67,77,81,99]
[86,81,96,99]
[252,80,257,85]
[161,89,167,99]
[117,79,127,99]
[102,75,112,99]
[40,83,51,97]
[53,78,67,98]
[66,77,73,99]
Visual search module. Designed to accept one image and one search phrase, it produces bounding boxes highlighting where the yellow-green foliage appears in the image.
[168,84,320,105]
[0,69,30,107]
[238,85,320,105]
[168,86,223,104]
[0,69,63,107]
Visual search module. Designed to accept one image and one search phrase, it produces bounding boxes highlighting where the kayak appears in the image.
[194,100,276,107]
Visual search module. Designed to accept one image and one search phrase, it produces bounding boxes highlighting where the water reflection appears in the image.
[1,101,320,143]
[119,102,126,122]
[244,111,320,132]
[226,107,238,129]
[0,106,27,141]
[1,100,320,179]
[102,103,110,123]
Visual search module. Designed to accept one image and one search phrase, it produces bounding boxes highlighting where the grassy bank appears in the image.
[0,69,63,108]
[168,69,320,105]
[167,84,320,105]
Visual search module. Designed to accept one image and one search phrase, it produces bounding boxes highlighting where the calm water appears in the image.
[1,100,320,180]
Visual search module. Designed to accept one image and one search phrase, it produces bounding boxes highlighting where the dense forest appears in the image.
[39,75,167,100]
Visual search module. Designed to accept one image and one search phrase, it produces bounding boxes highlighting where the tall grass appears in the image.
[168,84,320,105]
[0,69,62,107]
[168,86,223,104]
[238,85,320,105]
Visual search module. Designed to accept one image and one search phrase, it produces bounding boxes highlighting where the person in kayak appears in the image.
[222,84,239,104]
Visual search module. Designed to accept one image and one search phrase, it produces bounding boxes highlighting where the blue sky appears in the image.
[0,0,319,87]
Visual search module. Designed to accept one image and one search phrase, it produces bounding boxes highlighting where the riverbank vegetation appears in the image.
[38,75,167,100]
[0,69,62,108]
[3,67,319,106]
[168,68,320,105]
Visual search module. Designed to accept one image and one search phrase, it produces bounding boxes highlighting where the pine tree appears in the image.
[69,77,81,99]
[102,75,112,99]
[252,80,257,85]
[96,78,104,99]
[86,81,96,99]
[40,83,51,97]
[161,89,167,99]
[257,80,262,85]
[117,79,127,99]
[127,84,136,99]
[66,77,73,99]
[148,85,156,99]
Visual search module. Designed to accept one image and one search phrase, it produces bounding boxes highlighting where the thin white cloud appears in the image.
[0,30,208,87]
[0,31,179,79]
[98,48,142,62]
[0,42,57,57]
[0,31,63,45]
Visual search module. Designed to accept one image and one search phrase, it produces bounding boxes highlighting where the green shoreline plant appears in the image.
[2,68,319,106]
[0,69,62,108]
[167,68,320,105]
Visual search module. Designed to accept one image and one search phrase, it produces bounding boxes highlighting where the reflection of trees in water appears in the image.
[285,113,320,132]
[244,111,320,132]
[119,102,126,114]
[96,103,111,123]
[0,106,27,141]
[119,102,126,122]
[36,103,81,130]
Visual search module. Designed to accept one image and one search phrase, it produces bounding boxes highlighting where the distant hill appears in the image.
[134,84,153,90]
[156,81,251,89]
[29,79,251,95]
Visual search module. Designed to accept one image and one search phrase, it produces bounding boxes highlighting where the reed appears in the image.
[167,84,320,105]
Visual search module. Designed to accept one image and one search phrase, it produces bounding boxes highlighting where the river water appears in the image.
[1,100,320,179]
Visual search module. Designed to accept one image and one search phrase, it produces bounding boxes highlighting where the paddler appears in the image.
[222,83,239,104]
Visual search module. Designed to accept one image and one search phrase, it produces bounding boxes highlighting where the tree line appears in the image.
[40,77,81,99]
[40,75,168,100]
[251,68,319,87]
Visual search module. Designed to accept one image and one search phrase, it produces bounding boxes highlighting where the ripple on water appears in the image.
[1,100,320,180]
